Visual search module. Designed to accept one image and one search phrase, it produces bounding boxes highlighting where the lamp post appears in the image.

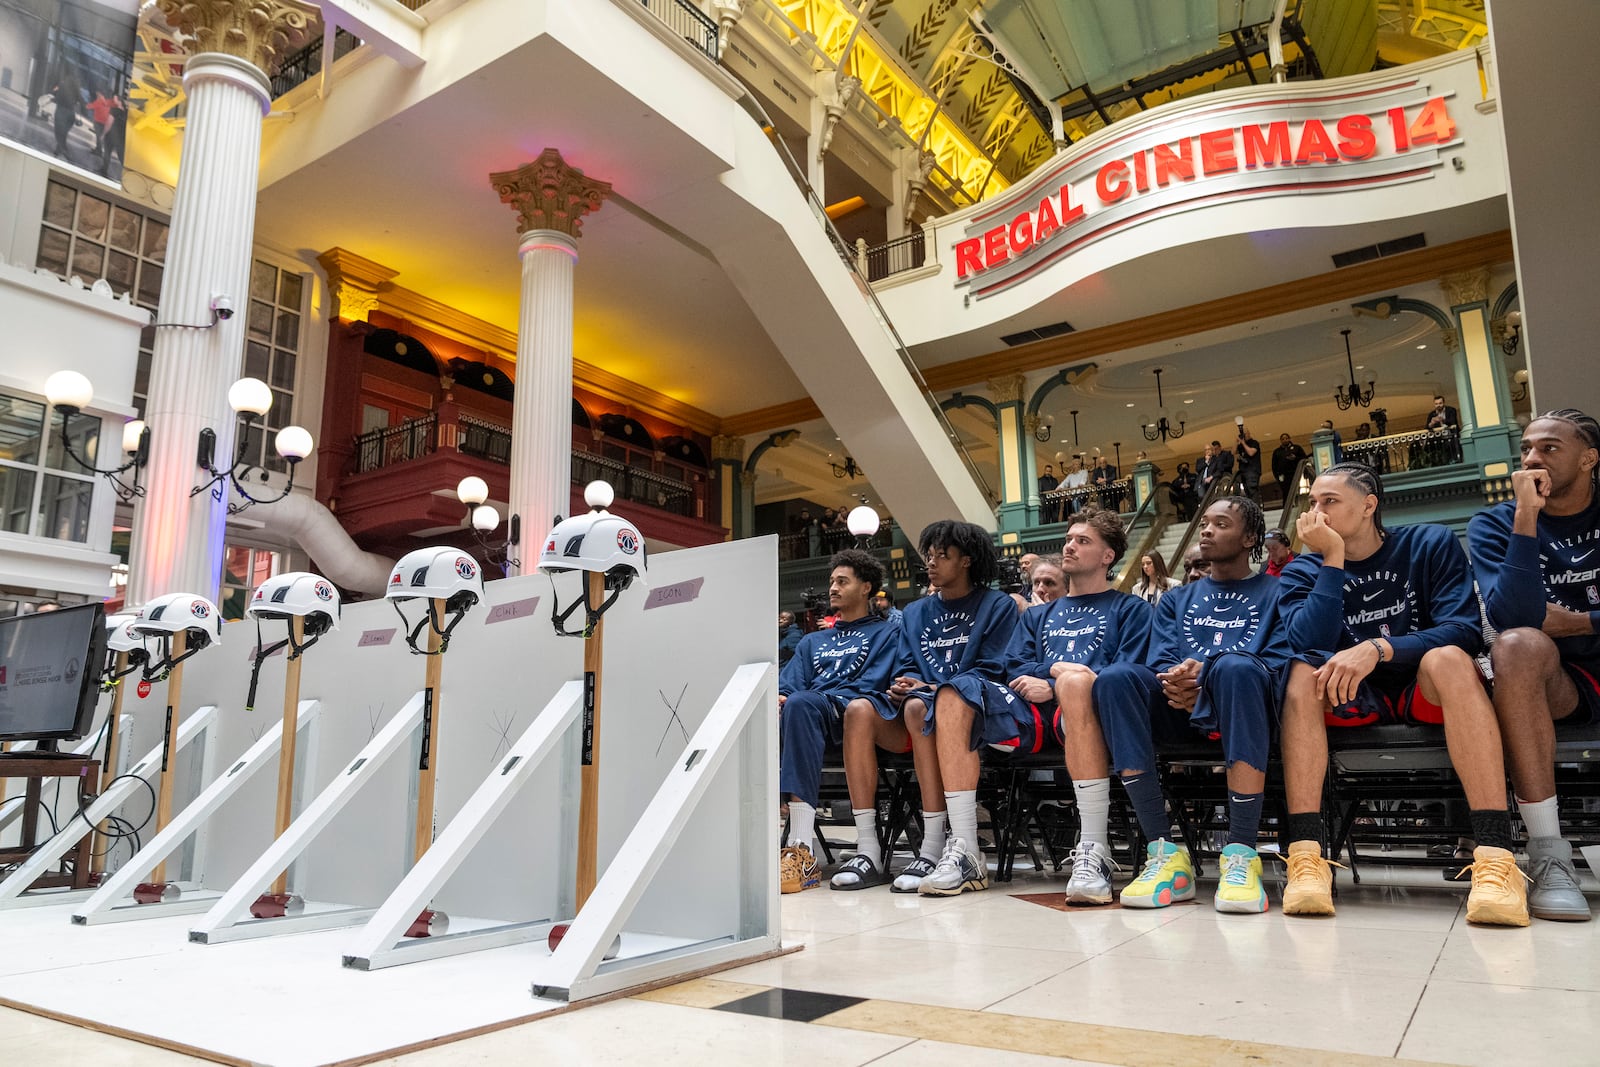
[456,476,520,576]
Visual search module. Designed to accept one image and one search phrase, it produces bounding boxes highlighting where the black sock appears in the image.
[1286,811,1325,846]
[1469,809,1514,852]
[1121,772,1173,843]
[1228,791,1264,847]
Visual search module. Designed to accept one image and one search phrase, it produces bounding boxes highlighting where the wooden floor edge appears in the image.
[0,996,251,1066]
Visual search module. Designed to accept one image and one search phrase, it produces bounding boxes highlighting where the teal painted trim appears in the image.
[997,501,1030,532]
[745,428,801,474]
[942,392,1000,421]
[1393,297,1452,333]
[1491,281,1519,321]
[1025,361,1099,416]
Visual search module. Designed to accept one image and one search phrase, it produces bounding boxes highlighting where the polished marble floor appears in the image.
[3,863,1595,1066]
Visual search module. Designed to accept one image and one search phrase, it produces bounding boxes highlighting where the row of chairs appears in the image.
[802,717,1600,884]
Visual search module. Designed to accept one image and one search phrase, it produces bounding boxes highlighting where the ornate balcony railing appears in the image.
[1343,427,1462,474]
[778,520,900,562]
[270,28,362,98]
[1041,478,1133,515]
[858,231,929,282]
[353,412,436,473]
[639,0,719,61]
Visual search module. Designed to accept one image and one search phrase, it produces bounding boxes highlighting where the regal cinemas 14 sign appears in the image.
[956,78,1461,299]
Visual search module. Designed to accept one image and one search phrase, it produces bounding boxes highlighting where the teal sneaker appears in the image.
[1214,843,1268,914]
[1119,839,1196,909]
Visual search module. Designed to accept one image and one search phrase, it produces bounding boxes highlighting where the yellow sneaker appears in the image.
[1282,840,1340,917]
[1214,843,1268,914]
[1119,840,1196,908]
[780,843,822,894]
[1460,845,1530,927]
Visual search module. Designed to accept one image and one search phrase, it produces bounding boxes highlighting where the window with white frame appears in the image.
[0,391,99,543]
[243,259,306,474]
[220,543,282,621]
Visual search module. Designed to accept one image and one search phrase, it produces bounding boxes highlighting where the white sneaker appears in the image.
[917,836,989,896]
[1064,841,1116,905]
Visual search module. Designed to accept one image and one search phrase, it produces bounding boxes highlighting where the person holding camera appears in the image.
[1235,421,1262,501]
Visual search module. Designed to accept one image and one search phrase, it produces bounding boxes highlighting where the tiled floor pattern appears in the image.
[2,867,1595,1065]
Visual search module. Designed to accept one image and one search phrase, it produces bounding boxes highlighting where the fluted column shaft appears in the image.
[510,230,578,574]
[127,54,270,606]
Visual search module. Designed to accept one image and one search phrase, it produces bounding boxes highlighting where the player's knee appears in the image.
[1418,643,1475,681]
[1490,627,1559,675]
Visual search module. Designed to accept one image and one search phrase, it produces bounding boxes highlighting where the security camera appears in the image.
[210,295,235,320]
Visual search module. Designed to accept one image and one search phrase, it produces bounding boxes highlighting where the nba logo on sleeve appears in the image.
[1589,586,1599,605]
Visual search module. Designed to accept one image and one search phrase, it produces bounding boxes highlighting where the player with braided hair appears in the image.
[1278,462,1528,926]
[1091,496,1288,913]
[1467,408,1600,922]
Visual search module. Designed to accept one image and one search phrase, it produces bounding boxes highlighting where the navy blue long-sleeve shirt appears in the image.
[1148,571,1289,674]
[1006,589,1152,679]
[896,587,1018,686]
[1468,494,1600,662]
[1277,524,1483,678]
[778,614,900,701]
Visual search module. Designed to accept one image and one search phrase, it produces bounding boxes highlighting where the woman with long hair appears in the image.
[1132,550,1180,605]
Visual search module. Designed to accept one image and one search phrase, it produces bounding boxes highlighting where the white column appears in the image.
[127,54,270,606]
[510,230,578,575]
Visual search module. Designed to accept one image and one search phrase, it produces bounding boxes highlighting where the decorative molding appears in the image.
[1440,326,1460,352]
[711,0,747,59]
[719,397,826,438]
[1440,267,1492,307]
[317,247,398,324]
[489,149,613,239]
[710,434,746,463]
[817,75,860,160]
[154,0,318,76]
[986,374,1026,404]
[739,470,760,489]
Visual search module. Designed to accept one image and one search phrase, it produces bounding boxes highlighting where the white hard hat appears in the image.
[104,612,146,654]
[133,593,222,650]
[385,547,484,614]
[247,571,341,635]
[538,511,648,588]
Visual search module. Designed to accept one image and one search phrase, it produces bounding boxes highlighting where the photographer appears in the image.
[1235,421,1262,501]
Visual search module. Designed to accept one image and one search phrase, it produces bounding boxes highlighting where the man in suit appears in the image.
[1427,395,1462,462]
[1200,441,1233,497]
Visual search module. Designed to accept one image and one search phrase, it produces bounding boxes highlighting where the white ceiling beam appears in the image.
[317,0,427,68]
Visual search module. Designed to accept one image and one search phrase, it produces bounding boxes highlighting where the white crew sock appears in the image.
[1073,778,1112,848]
[788,800,816,852]
[852,809,882,869]
[946,790,979,855]
[1516,795,1562,840]
[919,810,948,861]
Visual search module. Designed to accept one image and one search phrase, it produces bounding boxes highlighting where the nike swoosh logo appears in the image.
[1574,549,1596,564]
[1362,589,1385,602]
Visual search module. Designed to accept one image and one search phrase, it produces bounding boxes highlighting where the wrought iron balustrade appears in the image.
[639,0,719,61]
[270,28,362,98]
[353,413,436,473]
[1343,427,1462,474]
[861,231,929,281]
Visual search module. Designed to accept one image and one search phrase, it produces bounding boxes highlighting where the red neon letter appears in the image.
[1008,213,1034,255]
[1152,140,1195,186]
[1058,183,1085,225]
[1096,160,1131,203]
[1198,129,1238,174]
[983,227,1009,267]
[1034,195,1060,243]
[1294,118,1340,164]
[1242,122,1291,167]
[955,238,984,278]
[1408,96,1458,146]
[1335,114,1377,160]
[1131,149,1150,193]
[1387,107,1410,152]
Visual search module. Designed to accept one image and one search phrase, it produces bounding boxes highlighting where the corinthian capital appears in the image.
[1440,267,1491,308]
[489,149,613,239]
[155,0,318,77]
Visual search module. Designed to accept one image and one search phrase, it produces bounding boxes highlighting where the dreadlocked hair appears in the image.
[1068,504,1129,564]
[1532,408,1600,493]
[1219,495,1268,563]
[829,547,885,596]
[918,519,998,587]
[1319,461,1387,536]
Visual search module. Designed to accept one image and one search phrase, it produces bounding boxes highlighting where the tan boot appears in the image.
[1462,845,1531,927]
[1282,840,1339,916]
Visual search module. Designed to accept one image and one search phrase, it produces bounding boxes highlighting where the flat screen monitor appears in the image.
[0,603,106,743]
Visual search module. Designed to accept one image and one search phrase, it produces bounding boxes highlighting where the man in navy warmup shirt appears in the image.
[1467,409,1600,922]
[1278,463,1528,926]
[777,549,899,894]
[1003,507,1152,905]
[886,521,1021,896]
[1094,496,1284,913]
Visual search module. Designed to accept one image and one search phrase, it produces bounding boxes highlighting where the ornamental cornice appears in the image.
[155,0,318,76]
[490,149,613,239]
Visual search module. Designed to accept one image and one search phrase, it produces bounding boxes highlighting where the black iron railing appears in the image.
[353,414,436,473]
[459,414,512,465]
[778,520,899,562]
[270,28,362,98]
[863,231,928,281]
[1343,427,1462,474]
[573,450,696,517]
[641,0,719,62]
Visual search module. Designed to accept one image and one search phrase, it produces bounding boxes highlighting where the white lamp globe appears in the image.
[228,377,273,416]
[273,425,313,461]
[584,480,615,509]
[456,476,489,506]
[471,504,501,532]
[846,505,880,537]
[121,419,146,454]
[45,370,94,411]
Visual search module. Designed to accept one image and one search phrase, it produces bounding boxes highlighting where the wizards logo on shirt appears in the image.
[1540,527,1600,612]
[1041,604,1108,663]
[919,609,975,668]
[1342,569,1418,642]
[1180,591,1262,659]
[812,632,871,682]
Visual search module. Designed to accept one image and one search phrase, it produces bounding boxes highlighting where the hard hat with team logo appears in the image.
[538,481,647,638]
[384,547,485,654]
[247,571,342,635]
[132,593,221,679]
[102,611,148,683]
